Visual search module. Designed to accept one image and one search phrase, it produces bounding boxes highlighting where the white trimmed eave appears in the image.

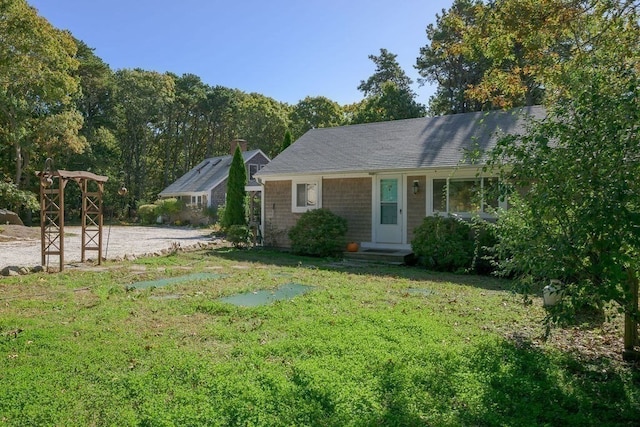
[255,164,494,182]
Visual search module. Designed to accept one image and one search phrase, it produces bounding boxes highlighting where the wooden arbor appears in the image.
[38,165,108,271]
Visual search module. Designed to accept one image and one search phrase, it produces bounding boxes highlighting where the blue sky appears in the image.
[28,0,453,106]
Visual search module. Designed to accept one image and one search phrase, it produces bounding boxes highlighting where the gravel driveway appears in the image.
[0,225,215,270]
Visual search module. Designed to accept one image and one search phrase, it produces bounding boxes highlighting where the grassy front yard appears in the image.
[1,248,638,426]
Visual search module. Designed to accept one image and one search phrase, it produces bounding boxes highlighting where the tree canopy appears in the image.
[354,48,425,124]
[0,0,82,193]
[289,96,344,139]
[416,0,489,115]
[484,0,640,356]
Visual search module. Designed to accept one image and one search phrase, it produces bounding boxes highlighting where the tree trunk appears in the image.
[14,142,22,189]
[623,270,639,362]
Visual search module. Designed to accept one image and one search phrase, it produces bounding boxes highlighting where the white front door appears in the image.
[375,175,403,244]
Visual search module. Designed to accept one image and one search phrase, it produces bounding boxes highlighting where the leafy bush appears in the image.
[226,224,251,248]
[411,215,474,272]
[469,216,498,275]
[288,209,347,257]
[155,198,182,217]
[216,203,226,228]
[137,204,157,225]
[0,180,38,212]
[412,215,498,274]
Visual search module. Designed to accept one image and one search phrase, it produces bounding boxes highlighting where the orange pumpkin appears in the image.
[346,242,359,252]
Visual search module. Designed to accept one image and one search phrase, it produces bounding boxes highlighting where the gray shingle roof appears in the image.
[256,106,545,177]
[159,149,265,196]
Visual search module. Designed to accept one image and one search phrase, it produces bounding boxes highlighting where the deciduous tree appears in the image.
[112,68,175,205]
[289,96,343,139]
[0,0,83,188]
[487,0,640,357]
[352,81,425,124]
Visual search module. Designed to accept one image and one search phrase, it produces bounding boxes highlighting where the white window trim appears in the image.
[248,163,264,180]
[291,178,322,213]
[428,176,506,218]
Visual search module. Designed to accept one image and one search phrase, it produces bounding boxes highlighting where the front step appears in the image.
[344,248,415,265]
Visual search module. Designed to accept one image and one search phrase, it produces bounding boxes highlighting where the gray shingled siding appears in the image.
[406,175,427,243]
[263,177,373,249]
[248,152,270,175]
[263,180,298,248]
[322,177,372,244]
[210,179,227,210]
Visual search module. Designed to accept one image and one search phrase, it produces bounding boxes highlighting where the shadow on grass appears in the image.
[204,335,639,426]
[278,339,638,426]
[455,337,640,426]
[206,246,513,293]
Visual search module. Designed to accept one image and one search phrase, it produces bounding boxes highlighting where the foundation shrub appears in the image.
[288,209,347,257]
[412,215,474,272]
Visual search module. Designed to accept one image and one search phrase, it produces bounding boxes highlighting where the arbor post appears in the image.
[38,159,108,271]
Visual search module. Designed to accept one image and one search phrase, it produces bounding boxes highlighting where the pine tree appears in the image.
[281,129,292,152]
[222,145,247,228]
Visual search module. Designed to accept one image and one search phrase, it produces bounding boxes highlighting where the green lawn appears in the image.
[1,248,638,426]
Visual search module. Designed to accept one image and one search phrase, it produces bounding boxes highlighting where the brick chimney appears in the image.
[229,139,247,154]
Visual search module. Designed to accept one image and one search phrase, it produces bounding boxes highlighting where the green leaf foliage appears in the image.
[486,0,640,327]
[222,146,247,229]
[288,208,347,257]
[0,180,38,212]
[289,96,344,139]
[412,215,474,272]
[154,198,182,217]
[0,0,82,188]
[280,129,292,152]
[137,204,158,225]
[225,224,251,248]
[415,0,490,115]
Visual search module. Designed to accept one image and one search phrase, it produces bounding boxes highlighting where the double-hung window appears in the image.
[432,177,500,216]
[292,179,320,213]
[248,164,264,181]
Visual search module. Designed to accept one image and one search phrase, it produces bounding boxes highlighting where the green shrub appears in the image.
[226,224,251,248]
[154,198,182,217]
[0,180,39,212]
[288,209,347,258]
[216,203,226,228]
[411,215,474,272]
[470,216,498,275]
[137,204,158,225]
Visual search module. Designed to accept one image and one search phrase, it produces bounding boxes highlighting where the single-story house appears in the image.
[159,139,270,223]
[254,106,544,250]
